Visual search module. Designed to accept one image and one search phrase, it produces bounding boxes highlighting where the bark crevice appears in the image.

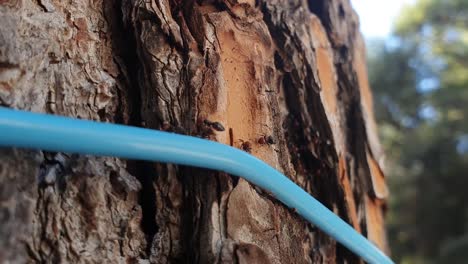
[108,0,161,258]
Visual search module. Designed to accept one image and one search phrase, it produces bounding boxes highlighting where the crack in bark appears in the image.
[113,0,160,258]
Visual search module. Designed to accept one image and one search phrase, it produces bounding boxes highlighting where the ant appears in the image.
[258,135,275,145]
[239,139,252,153]
[203,119,225,131]
[197,118,215,138]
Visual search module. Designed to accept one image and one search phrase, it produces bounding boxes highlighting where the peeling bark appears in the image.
[0,0,389,263]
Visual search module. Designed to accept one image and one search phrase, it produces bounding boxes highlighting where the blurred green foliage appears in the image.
[367,0,468,263]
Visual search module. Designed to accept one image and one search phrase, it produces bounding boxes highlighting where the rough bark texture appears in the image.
[0,0,389,263]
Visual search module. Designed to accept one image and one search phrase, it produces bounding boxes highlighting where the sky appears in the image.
[351,0,416,38]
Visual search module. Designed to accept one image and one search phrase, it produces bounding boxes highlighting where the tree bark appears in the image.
[0,0,389,263]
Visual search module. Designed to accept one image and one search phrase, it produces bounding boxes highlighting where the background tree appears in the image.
[0,0,389,263]
[368,0,468,263]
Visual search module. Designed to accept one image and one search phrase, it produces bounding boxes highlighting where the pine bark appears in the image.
[0,0,389,263]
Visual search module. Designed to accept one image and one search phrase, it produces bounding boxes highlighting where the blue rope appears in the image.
[0,107,393,264]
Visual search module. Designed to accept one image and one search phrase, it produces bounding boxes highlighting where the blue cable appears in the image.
[0,107,393,264]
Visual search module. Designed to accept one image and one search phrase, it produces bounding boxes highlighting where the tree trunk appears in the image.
[0,0,389,263]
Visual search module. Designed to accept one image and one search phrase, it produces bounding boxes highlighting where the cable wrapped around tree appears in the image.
[0,107,393,264]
